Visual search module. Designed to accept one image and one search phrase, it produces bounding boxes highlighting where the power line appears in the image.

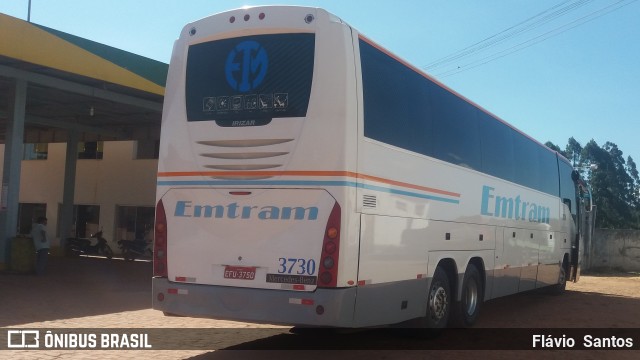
[435,0,637,78]
[424,0,594,71]
[424,0,591,70]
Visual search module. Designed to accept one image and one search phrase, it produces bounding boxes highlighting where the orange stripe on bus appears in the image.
[157,170,460,198]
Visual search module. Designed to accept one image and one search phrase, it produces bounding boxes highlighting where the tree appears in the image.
[561,139,640,229]
[545,141,565,158]
[566,137,583,167]
[626,156,640,225]
[626,156,640,207]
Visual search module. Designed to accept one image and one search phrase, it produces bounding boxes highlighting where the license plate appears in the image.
[224,266,256,280]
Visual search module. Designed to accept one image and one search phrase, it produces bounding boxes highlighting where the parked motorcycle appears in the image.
[118,239,152,261]
[65,230,114,259]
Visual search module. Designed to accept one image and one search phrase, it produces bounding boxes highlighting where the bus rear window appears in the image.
[186,33,315,125]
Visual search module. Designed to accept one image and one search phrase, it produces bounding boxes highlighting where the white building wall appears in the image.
[0,141,157,249]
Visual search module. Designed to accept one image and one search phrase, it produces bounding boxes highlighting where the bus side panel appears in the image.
[352,279,428,327]
[490,227,521,299]
[536,230,567,288]
[358,214,497,282]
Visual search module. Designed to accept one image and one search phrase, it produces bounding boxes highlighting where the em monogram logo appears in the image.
[225,40,268,92]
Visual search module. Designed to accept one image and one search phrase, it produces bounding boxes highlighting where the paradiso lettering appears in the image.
[174,201,318,220]
[480,185,551,224]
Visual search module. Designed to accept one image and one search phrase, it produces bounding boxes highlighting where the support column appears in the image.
[0,79,27,267]
[59,128,78,250]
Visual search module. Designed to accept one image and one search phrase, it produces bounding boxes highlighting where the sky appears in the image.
[2,0,639,164]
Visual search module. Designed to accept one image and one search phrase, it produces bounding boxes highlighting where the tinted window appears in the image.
[430,86,481,170]
[559,161,577,216]
[513,134,540,190]
[360,40,432,156]
[479,113,515,182]
[539,147,560,195]
[360,38,559,196]
[186,33,315,124]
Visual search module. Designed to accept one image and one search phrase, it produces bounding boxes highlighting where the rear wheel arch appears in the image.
[437,258,458,298]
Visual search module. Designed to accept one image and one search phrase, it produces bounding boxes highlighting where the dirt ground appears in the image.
[212,271,640,359]
[473,271,640,328]
[1,257,639,359]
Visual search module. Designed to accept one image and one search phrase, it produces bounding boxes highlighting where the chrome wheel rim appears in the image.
[429,283,448,321]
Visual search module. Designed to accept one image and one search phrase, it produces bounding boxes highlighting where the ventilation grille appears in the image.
[363,195,377,208]
[196,138,293,179]
[197,139,293,147]
[199,152,288,160]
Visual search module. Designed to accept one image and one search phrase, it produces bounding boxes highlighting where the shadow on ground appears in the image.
[0,255,152,326]
[182,285,640,355]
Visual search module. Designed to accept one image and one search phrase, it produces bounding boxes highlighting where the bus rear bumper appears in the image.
[152,277,358,327]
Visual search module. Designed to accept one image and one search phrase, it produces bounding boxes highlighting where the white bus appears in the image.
[153,6,591,328]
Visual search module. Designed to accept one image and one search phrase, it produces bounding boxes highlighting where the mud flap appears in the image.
[569,233,581,282]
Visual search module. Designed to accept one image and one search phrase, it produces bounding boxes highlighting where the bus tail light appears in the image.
[154,199,168,277]
[318,202,341,288]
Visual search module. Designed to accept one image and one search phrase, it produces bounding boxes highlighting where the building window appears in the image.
[116,206,155,241]
[23,143,48,160]
[78,141,104,159]
[135,140,160,159]
[58,204,101,238]
[18,203,47,235]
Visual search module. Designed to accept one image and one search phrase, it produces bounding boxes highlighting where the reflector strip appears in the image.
[281,284,306,291]
[417,274,427,279]
[175,276,196,282]
[289,298,314,305]
[357,280,372,286]
[167,288,188,295]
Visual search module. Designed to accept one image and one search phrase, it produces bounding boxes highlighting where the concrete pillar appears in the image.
[59,129,78,250]
[0,79,27,267]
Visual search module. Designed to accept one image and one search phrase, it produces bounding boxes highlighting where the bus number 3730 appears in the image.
[278,258,317,276]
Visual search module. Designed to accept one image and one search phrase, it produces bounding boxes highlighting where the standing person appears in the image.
[31,216,50,275]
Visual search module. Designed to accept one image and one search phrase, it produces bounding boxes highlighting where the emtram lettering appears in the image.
[175,201,318,221]
[481,186,550,224]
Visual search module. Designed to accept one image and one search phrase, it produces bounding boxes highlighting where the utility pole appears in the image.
[27,0,32,22]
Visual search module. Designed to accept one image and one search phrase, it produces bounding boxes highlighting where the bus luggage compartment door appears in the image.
[160,188,337,291]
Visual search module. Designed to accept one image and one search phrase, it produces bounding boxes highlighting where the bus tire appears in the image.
[423,266,451,329]
[451,264,483,327]
[548,262,568,295]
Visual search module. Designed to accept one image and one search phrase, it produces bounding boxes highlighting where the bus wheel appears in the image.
[424,266,451,329]
[548,262,568,295]
[451,264,483,327]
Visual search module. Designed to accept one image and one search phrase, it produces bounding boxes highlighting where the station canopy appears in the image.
[0,12,168,144]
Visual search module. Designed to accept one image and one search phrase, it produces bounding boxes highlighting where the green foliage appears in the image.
[547,138,640,229]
